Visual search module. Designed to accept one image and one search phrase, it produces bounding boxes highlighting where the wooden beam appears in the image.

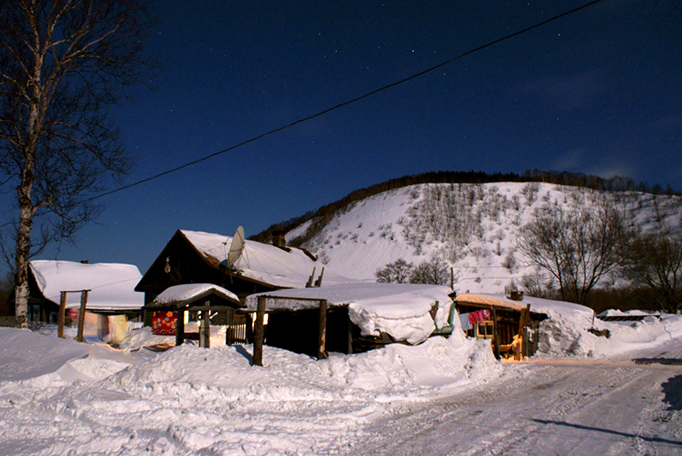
[253,296,266,366]
[57,292,67,339]
[491,305,501,360]
[317,299,328,360]
[75,290,88,343]
[199,300,210,348]
[176,310,185,346]
[517,303,531,360]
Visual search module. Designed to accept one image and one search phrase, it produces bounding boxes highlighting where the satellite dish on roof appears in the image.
[226,225,245,268]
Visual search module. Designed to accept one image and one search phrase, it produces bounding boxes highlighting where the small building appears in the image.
[135,229,353,328]
[454,293,547,359]
[16,260,144,341]
[245,283,456,357]
[144,283,245,348]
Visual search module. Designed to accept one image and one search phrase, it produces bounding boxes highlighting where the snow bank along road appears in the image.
[348,343,682,456]
[0,326,680,455]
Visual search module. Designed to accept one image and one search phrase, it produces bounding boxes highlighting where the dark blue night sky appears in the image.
[19,0,682,273]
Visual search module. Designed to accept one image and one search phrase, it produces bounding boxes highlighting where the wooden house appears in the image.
[454,293,547,360]
[135,229,352,329]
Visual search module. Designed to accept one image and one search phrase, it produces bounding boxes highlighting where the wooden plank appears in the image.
[253,296,266,366]
[75,290,88,343]
[57,291,67,339]
[317,299,328,360]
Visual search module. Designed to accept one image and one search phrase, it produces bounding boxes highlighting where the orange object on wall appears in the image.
[152,311,177,335]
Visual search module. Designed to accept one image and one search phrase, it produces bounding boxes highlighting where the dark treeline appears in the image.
[250,169,679,245]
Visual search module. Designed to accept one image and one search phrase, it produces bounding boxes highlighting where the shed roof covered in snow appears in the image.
[247,283,456,345]
[454,293,527,312]
[146,283,243,310]
[29,260,144,311]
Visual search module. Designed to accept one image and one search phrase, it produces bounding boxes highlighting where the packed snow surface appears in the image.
[29,260,143,311]
[247,283,456,344]
[1,295,681,455]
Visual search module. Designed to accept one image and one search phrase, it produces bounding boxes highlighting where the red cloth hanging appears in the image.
[152,311,177,335]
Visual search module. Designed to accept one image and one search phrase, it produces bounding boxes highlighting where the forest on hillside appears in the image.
[251,169,679,245]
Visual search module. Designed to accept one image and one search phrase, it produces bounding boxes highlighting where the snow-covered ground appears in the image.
[1,298,681,455]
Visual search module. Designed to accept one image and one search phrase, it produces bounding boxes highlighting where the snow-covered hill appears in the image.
[286,182,682,294]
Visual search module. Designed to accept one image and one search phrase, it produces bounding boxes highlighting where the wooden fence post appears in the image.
[200,301,210,348]
[317,299,328,360]
[75,290,88,343]
[253,296,266,366]
[58,291,67,339]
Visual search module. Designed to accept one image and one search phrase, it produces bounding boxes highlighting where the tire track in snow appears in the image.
[343,360,682,456]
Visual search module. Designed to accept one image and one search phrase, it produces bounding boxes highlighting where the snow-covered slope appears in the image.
[289,182,682,294]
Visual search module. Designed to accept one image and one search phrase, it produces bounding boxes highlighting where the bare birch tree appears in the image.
[517,206,631,305]
[622,232,682,314]
[0,0,153,327]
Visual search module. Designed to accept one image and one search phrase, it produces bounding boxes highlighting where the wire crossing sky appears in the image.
[87,0,605,203]
[2,0,680,274]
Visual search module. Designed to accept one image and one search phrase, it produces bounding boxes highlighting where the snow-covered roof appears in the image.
[246,283,456,345]
[30,260,144,311]
[149,283,242,308]
[181,229,354,289]
[454,293,526,311]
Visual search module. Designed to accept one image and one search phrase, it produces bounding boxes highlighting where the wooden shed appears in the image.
[245,283,456,359]
[454,293,547,360]
[144,283,244,348]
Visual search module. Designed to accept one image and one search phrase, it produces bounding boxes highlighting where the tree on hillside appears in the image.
[621,232,682,313]
[0,0,154,328]
[517,206,632,305]
[375,258,413,283]
[409,256,449,286]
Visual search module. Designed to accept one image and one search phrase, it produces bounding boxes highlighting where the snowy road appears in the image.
[1,319,681,455]
[346,342,682,456]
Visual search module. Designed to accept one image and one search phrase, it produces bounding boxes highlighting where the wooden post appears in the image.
[253,296,266,366]
[317,299,328,360]
[58,291,67,338]
[75,290,88,343]
[516,304,530,360]
[176,309,185,346]
[200,301,210,348]
[491,305,500,360]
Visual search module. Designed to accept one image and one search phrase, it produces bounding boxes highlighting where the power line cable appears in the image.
[84,0,605,203]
